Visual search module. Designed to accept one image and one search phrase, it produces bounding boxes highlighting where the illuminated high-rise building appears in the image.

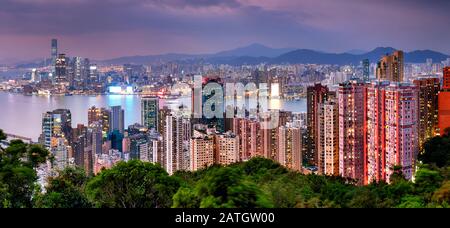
[232,118,254,160]
[51,38,58,77]
[110,106,124,133]
[260,110,279,161]
[31,68,39,83]
[55,54,68,85]
[248,120,262,158]
[141,97,159,131]
[338,80,365,184]
[376,50,404,82]
[89,122,103,155]
[413,78,439,148]
[89,65,98,84]
[40,109,72,169]
[72,57,90,87]
[165,113,190,174]
[88,106,111,135]
[384,83,418,182]
[366,81,390,184]
[306,83,329,166]
[439,67,450,135]
[366,82,419,183]
[278,125,302,171]
[362,59,370,81]
[51,136,70,170]
[215,132,239,166]
[317,99,339,176]
[158,106,171,136]
[190,131,214,171]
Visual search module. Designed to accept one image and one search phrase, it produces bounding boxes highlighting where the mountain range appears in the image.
[13,44,450,68]
[100,45,449,66]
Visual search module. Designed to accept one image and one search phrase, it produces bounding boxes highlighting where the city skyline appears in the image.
[1,0,450,63]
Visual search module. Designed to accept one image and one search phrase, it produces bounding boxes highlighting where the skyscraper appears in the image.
[190,132,215,171]
[88,106,111,135]
[413,78,439,149]
[89,122,103,155]
[376,50,404,82]
[439,67,450,135]
[306,84,329,166]
[72,57,90,87]
[108,130,124,152]
[278,124,302,171]
[129,133,148,160]
[260,110,279,161]
[317,99,339,176]
[89,65,98,84]
[165,113,189,174]
[362,59,370,81]
[248,120,262,159]
[55,54,68,85]
[40,109,72,169]
[338,80,366,184]
[51,38,58,77]
[384,83,418,182]
[40,109,72,147]
[141,97,159,131]
[366,82,419,183]
[31,68,39,83]
[110,106,124,133]
[366,81,390,184]
[215,132,239,166]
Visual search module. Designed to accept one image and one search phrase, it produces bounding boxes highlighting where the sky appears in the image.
[0,0,449,63]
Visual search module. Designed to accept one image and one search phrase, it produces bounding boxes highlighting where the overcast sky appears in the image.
[0,0,449,63]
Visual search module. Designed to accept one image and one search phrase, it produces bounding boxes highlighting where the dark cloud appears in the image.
[0,0,448,62]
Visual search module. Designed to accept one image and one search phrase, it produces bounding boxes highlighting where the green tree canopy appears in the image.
[85,160,179,208]
[419,135,450,168]
[0,140,49,208]
[34,167,91,208]
[173,166,273,208]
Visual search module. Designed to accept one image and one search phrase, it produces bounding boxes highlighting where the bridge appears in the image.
[4,133,34,144]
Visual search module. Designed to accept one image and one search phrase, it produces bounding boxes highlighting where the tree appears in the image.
[0,129,6,141]
[431,181,450,206]
[397,195,424,208]
[419,136,450,168]
[414,165,444,194]
[173,166,273,208]
[86,160,179,208]
[172,187,200,208]
[0,140,49,208]
[34,167,91,208]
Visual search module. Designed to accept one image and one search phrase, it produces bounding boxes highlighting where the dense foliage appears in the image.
[0,139,49,208]
[0,129,448,208]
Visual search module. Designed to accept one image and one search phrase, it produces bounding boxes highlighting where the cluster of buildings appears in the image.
[33,46,450,186]
[306,51,450,185]
[36,74,308,182]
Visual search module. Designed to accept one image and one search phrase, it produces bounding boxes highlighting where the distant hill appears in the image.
[405,50,449,63]
[269,47,449,65]
[213,43,295,58]
[15,58,50,69]
[100,43,294,65]
[345,49,368,55]
[99,53,203,65]
[13,44,450,67]
[100,46,450,66]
